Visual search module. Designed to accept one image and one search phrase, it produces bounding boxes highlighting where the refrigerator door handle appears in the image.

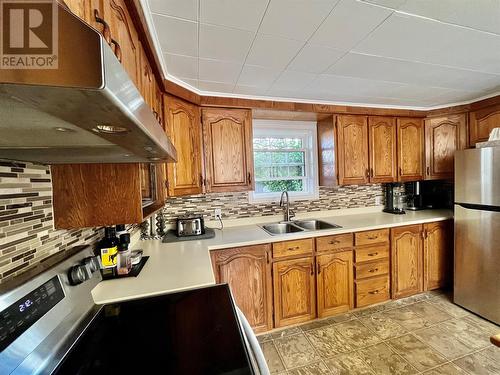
[456,202,500,212]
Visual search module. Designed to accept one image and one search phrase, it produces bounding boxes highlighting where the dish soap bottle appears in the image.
[96,227,119,270]
[117,233,132,275]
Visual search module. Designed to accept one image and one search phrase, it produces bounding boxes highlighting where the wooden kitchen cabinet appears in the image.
[317,116,337,186]
[424,220,453,290]
[368,117,397,183]
[138,45,155,109]
[425,114,467,180]
[165,95,204,196]
[273,257,316,328]
[202,108,254,192]
[397,118,424,181]
[469,105,500,145]
[211,245,273,333]
[391,224,424,299]
[336,115,369,185]
[316,250,353,318]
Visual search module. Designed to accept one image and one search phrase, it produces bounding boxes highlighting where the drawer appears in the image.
[316,233,353,252]
[355,244,389,263]
[273,238,314,259]
[356,275,390,308]
[355,229,389,246]
[355,260,389,280]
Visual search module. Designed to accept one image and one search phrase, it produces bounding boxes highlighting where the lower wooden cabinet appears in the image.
[316,251,353,318]
[273,257,316,328]
[391,224,424,299]
[424,220,453,290]
[210,244,273,333]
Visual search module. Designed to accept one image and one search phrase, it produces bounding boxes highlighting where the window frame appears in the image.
[249,119,319,203]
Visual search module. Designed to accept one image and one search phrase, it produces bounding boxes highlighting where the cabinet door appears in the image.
[165,95,204,196]
[273,257,316,328]
[316,251,353,318]
[337,115,369,185]
[425,114,467,180]
[469,105,500,145]
[63,0,87,20]
[424,221,452,290]
[153,83,164,126]
[138,45,155,109]
[202,108,254,192]
[368,116,397,183]
[397,118,424,181]
[211,245,272,333]
[101,0,140,86]
[391,224,423,299]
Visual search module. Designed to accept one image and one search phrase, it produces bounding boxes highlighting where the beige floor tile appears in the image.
[440,319,492,350]
[323,352,374,375]
[427,298,470,319]
[287,361,330,375]
[460,315,500,336]
[479,345,500,362]
[261,341,286,374]
[422,362,468,375]
[327,312,356,323]
[357,343,418,375]
[406,301,453,324]
[258,333,273,343]
[305,325,355,356]
[353,305,385,318]
[274,333,322,369]
[300,319,331,332]
[388,334,447,371]
[360,312,408,340]
[272,326,303,339]
[453,349,500,375]
[413,326,474,359]
[384,306,433,331]
[335,319,381,349]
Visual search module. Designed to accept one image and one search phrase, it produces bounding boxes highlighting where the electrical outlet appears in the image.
[214,208,222,219]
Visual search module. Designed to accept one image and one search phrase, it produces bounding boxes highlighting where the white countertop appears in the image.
[91,208,453,305]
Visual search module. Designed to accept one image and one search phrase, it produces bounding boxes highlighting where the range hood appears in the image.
[0,3,176,164]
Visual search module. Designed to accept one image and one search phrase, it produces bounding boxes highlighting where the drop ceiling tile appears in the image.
[359,0,407,9]
[288,44,344,73]
[152,15,198,56]
[398,0,500,35]
[148,0,198,21]
[199,58,243,83]
[233,85,270,96]
[199,23,254,62]
[246,34,304,69]
[328,53,500,92]
[197,80,235,93]
[354,13,500,74]
[177,78,199,89]
[309,0,392,51]
[237,64,281,87]
[164,53,198,79]
[200,0,269,32]
[271,70,316,91]
[259,0,338,41]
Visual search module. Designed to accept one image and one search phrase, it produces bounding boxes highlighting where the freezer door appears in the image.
[454,204,500,324]
[455,147,500,206]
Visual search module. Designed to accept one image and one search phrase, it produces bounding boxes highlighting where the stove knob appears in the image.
[68,264,91,285]
[82,256,100,273]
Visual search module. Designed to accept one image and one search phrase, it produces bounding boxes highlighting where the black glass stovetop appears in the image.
[54,284,254,375]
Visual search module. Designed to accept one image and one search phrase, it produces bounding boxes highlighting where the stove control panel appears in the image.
[0,275,65,352]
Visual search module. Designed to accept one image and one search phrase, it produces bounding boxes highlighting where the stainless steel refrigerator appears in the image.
[454,146,500,324]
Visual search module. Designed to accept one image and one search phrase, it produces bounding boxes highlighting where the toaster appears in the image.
[176,215,205,237]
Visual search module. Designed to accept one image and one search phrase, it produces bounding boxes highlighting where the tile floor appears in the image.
[257,291,500,374]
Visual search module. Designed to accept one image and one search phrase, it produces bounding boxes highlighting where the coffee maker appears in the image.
[383,183,405,214]
[404,181,424,211]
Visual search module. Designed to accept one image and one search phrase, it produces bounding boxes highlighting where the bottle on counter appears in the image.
[117,233,132,275]
[96,227,119,270]
[116,224,127,238]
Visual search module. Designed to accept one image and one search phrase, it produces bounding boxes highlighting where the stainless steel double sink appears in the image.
[260,219,342,235]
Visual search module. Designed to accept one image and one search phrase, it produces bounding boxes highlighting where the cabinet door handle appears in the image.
[367,235,378,240]
[199,174,204,187]
[317,263,321,274]
[287,246,300,251]
[399,167,403,176]
[265,251,270,264]
[370,168,374,178]
[110,38,122,63]
[426,166,430,175]
[94,9,111,45]
[367,252,378,257]
[328,240,340,245]
[368,268,379,273]
[368,290,380,295]
[310,264,314,276]
[365,168,370,178]
[247,172,252,184]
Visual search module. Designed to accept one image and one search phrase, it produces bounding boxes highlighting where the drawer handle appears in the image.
[328,240,340,245]
[369,290,380,295]
[368,268,379,273]
[367,252,379,257]
[367,235,378,240]
[287,246,300,251]
[110,38,122,63]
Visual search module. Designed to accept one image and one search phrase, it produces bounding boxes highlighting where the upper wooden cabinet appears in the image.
[469,105,500,145]
[164,95,204,196]
[202,108,254,192]
[211,245,273,333]
[368,116,397,183]
[391,224,423,299]
[138,46,155,109]
[336,115,369,185]
[425,114,467,180]
[424,220,452,290]
[317,116,336,186]
[397,118,424,182]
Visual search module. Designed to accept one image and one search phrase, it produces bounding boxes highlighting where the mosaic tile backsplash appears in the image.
[159,184,384,225]
[0,160,102,284]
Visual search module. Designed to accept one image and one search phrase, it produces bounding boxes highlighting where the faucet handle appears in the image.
[289,209,296,220]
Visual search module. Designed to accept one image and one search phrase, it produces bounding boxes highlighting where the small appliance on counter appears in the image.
[404,181,425,211]
[383,183,406,214]
[176,215,206,237]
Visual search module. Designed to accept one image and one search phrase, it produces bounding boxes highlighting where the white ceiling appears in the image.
[144,0,500,109]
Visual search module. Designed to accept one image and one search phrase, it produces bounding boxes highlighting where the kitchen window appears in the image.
[249,120,319,203]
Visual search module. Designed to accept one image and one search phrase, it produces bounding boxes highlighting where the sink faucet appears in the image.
[279,191,295,222]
